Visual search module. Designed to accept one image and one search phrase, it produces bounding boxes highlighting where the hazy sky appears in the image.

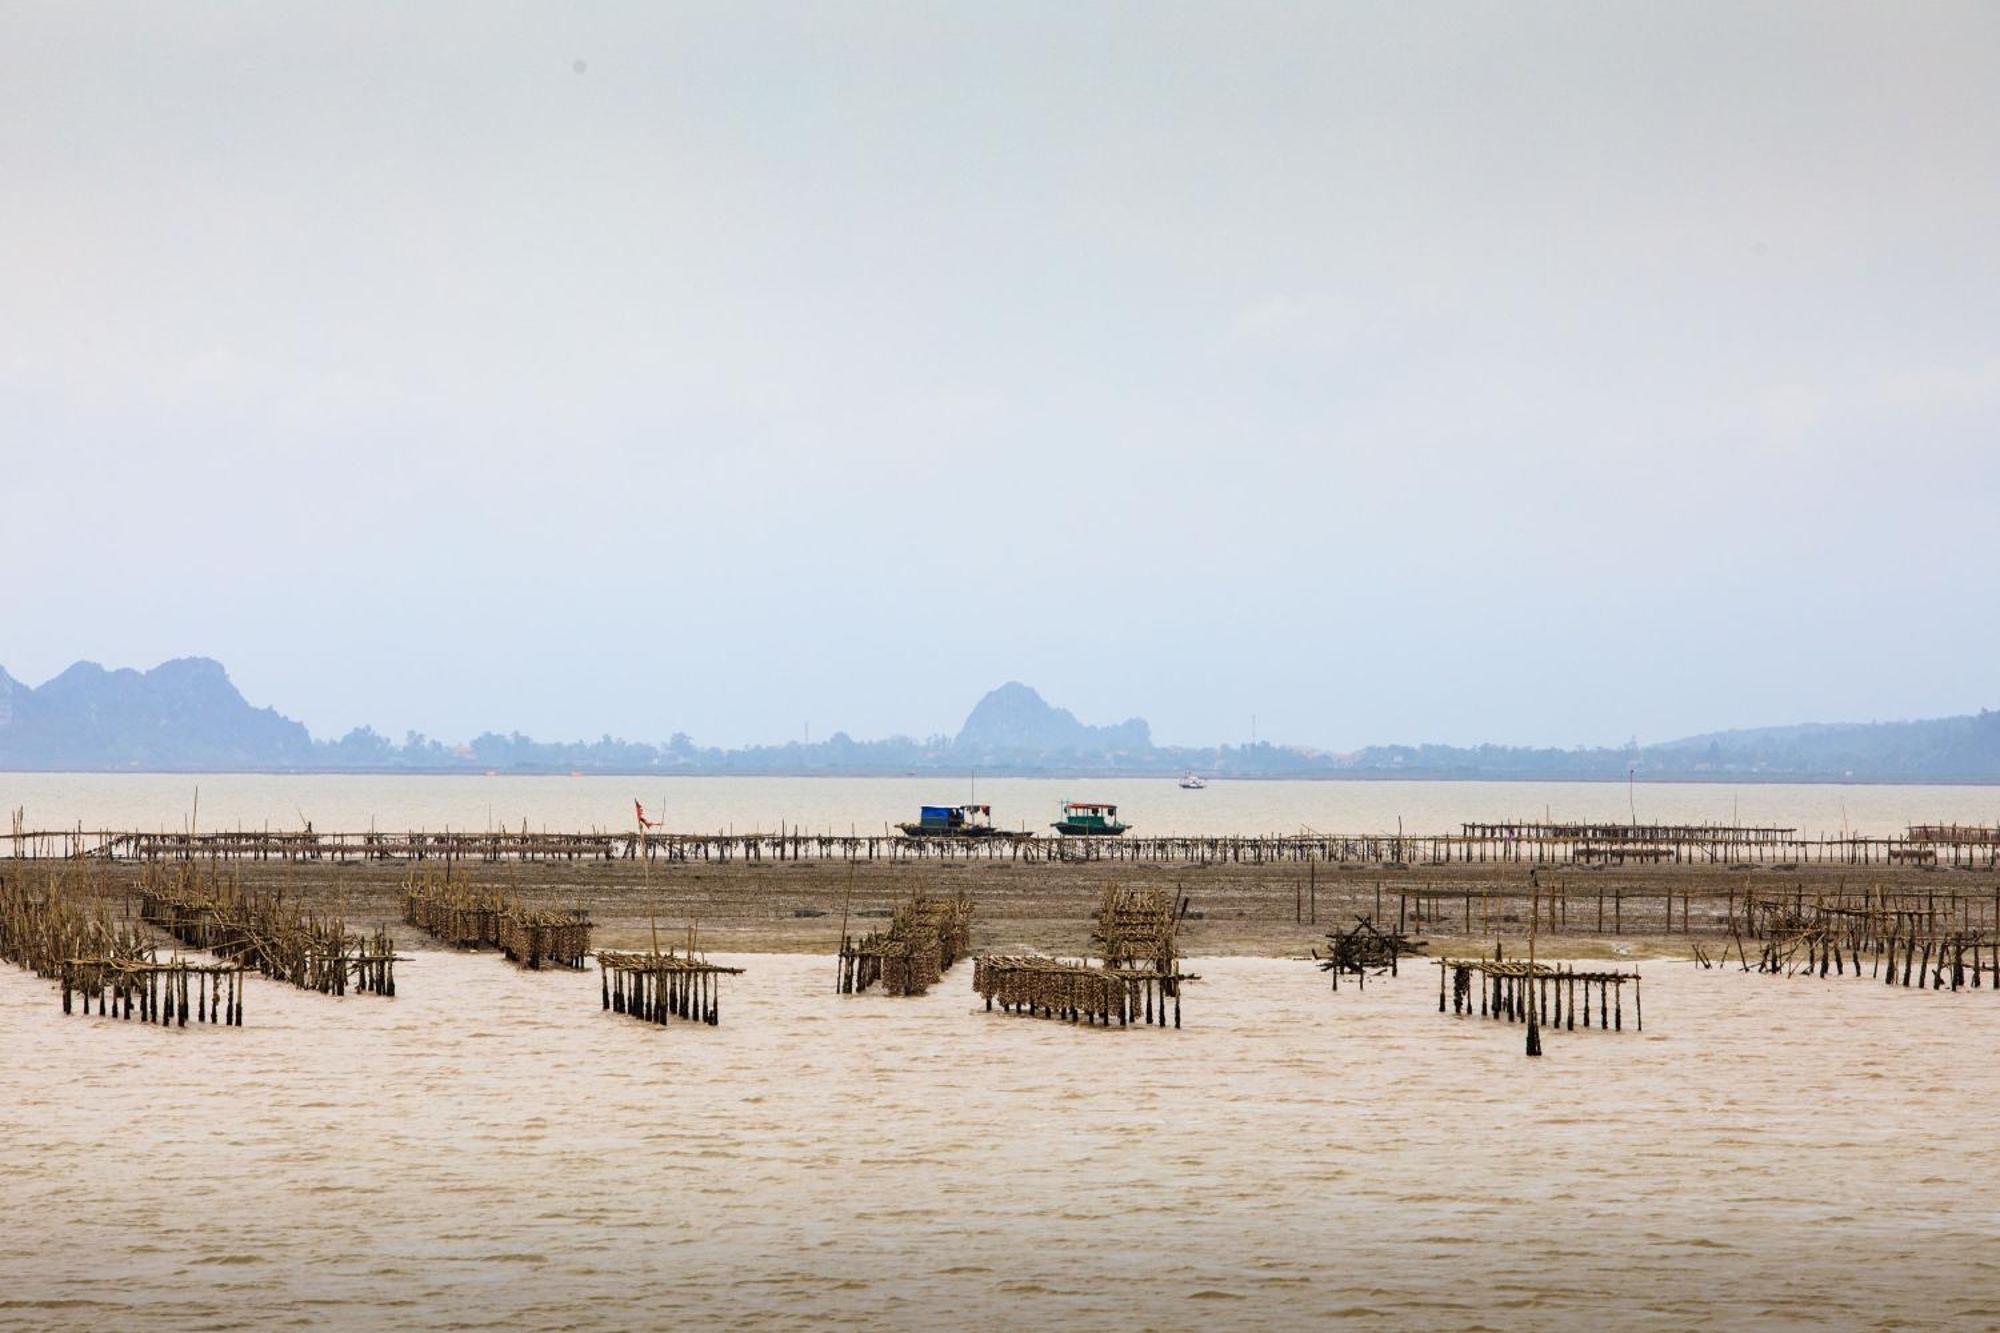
[4,2,1997,750]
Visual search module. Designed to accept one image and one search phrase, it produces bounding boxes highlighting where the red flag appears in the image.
[635,799,658,829]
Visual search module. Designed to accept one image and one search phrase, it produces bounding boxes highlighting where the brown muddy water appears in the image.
[3,951,1997,1330]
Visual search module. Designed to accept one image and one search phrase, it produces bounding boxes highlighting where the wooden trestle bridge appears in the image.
[11,820,2000,868]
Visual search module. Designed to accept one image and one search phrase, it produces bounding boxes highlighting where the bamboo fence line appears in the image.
[137,864,398,997]
[0,871,142,980]
[838,890,974,996]
[23,823,2000,869]
[597,947,744,1027]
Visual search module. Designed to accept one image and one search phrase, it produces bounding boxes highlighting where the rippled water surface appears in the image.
[4,951,1998,1329]
[9,771,2000,840]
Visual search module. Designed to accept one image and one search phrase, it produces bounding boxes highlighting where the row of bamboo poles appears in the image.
[1711,893,2000,991]
[137,864,397,997]
[1439,955,1642,1032]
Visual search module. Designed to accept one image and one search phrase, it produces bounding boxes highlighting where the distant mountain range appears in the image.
[2,656,1998,781]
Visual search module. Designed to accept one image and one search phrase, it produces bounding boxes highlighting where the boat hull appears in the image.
[898,824,1029,840]
[1052,823,1128,837]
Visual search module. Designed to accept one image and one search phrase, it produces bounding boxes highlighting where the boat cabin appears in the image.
[919,804,989,832]
[1053,801,1130,837]
[899,804,1013,838]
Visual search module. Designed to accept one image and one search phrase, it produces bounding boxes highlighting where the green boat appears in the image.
[1052,801,1129,837]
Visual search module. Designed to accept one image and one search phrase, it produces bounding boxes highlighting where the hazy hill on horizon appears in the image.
[1,656,1997,782]
[0,658,313,771]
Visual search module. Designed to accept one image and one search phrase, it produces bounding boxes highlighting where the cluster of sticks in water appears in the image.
[402,870,594,970]
[0,871,246,1025]
[1699,891,2000,993]
[1314,915,1426,990]
[838,890,974,996]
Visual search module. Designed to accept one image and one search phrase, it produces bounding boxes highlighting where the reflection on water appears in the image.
[3,951,1997,1327]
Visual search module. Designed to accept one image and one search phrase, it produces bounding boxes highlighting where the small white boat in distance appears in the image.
[1178,772,1207,790]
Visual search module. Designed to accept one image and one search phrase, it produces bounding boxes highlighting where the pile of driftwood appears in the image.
[138,864,397,997]
[1,871,250,1025]
[972,886,1196,1028]
[838,890,974,996]
[402,870,593,970]
[1314,915,1426,991]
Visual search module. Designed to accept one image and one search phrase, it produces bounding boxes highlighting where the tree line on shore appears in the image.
[4,659,1998,781]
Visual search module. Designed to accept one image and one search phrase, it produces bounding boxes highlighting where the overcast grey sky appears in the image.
[4,2,1997,750]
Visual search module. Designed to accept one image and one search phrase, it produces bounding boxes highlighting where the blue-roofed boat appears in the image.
[896,804,1027,839]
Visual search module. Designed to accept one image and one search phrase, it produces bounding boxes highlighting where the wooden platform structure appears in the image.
[838,890,973,996]
[21,821,2000,869]
[1438,956,1642,1032]
[60,956,247,1026]
[1314,916,1426,991]
[496,909,594,970]
[971,955,1196,1027]
[597,948,744,1027]
[403,873,507,949]
[971,885,1197,1028]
